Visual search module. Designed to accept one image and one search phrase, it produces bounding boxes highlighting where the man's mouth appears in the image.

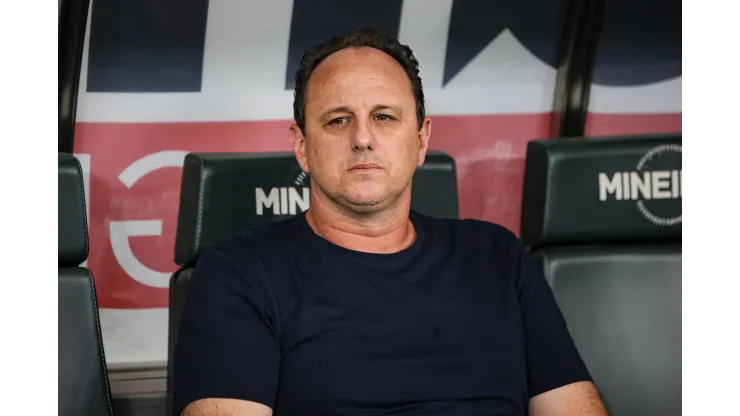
[349,163,383,171]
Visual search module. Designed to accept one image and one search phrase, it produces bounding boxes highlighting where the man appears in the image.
[174,29,608,415]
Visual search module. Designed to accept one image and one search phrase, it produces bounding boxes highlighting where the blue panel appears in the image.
[592,0,681,86]
[444,0,568,86]
[285,0,403,90]
[86,0,209,92]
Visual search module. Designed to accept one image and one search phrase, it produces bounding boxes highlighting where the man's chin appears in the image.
[344,195,385,207]
[340,191,390,211]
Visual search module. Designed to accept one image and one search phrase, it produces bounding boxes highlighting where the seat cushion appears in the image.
[167,268,193,416]
[58,267,114,416]
[533,245,681,416]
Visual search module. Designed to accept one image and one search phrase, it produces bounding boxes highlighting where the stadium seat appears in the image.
[520,134,681,416]
[166,150,458,415]
[58,153,115,416]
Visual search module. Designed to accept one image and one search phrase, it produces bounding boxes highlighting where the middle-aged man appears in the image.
[174,29,609,416]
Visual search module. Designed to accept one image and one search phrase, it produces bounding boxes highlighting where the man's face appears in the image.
[290,47,431,213]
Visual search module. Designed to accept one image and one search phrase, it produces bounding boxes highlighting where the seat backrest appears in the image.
[173,150,459,266]
[58,153,115,416]
[520,134,681,416]
[166,150,459,415]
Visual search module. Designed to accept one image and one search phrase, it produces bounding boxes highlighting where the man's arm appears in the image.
[529,381,608,416]
[183,398,273,416]
[502,228,608,414]
[173,242,281,415]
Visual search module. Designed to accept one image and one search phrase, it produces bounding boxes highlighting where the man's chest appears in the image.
[270,258,529,413]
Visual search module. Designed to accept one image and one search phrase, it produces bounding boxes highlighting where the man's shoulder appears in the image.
[416,211,520,246]
[198,215,307,265]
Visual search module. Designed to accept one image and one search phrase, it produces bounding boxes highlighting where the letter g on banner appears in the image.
[109,150,188,289]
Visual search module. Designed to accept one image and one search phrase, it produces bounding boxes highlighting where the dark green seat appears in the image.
[59,153,115,416]
[166,150,459,415]
[521,134,681,416]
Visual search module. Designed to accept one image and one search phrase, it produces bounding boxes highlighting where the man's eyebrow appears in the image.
[318,105,404,122]
[319,106,352,121]
[373,104,403,114]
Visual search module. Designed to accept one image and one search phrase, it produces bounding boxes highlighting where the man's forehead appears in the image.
[318,46,400,70]
[309,48,409,88]
[306,47,413,111]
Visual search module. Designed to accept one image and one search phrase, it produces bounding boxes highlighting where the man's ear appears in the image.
[289,123,310,173]
[416,117,432,166]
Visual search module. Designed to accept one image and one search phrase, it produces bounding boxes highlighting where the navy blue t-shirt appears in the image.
[173,211,591,415]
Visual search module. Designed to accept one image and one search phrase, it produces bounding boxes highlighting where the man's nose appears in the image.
[350,117,375,151]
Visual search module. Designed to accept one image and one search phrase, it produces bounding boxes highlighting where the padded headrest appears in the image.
[59,153,89,266]
[520,134,681,247]
[174,151,458,266]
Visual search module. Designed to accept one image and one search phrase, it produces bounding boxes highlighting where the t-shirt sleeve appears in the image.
[506,235,592,397]
[173,241,281,415]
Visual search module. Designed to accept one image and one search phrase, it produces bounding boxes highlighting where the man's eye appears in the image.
[328,117,348,125]
[375,114,396,122]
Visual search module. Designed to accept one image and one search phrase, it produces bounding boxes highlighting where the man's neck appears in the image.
[305,193,416,254]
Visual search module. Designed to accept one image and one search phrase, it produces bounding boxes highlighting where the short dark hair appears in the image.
[292,28,426,135]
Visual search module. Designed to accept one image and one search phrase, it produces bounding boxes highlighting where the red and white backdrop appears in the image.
[73,0,680,366]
